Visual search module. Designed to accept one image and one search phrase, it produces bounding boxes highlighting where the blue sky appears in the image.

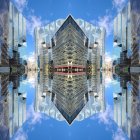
[12,78,128,140]
[11,0,129,140]
[12,0,128,59]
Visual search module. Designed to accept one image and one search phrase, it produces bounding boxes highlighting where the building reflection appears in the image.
[113,0,140,139]
[0,0,139,140]
[34,15,105,124]
[0,0,27,139]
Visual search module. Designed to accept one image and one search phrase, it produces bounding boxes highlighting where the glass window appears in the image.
[23,17,26,41]
[117,13,122,44]
[13,6,18,49]
[19,13,23,42]
[122,6,127,51]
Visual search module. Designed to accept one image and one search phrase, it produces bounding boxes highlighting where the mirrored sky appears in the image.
[1,0,139,140]
[12,0,128,140]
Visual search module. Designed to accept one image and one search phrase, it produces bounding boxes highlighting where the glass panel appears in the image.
[114,17,118,40]
[117,13,122,44]
[127,2,132,58]
[23,17,26,40]
[13,6,18,50]
[19,13,23,42]
[122,6,127,51]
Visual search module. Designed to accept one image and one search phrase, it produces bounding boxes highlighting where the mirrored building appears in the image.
[0,0,27,139]
[35,15,105,124]
[0,0,26,72]
[113,1,140,139]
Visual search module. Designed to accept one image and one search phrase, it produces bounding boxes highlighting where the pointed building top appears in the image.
[54,15,87,39]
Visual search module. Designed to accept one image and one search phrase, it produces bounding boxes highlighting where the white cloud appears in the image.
[105,77,113,88]
[98,15,113,36]
[14,0,28,12]
[27,105,44,125]
[27,52,35,63]
[21,52,36,87]
[22,75,35,88]
[14,0,49,36]
[113,0,127,12]
[105,52,112,63]
[91,105,113,126]
[91,15,113,36]
[27,15,50,36]
[105,77,118,88]
[27,15,42,36]
[98,105,113,125]
[14,105,49,139]
[91,105,127,139]
[113,128,126,140]
[105,52,119,63]
[91,0,127,36]
[22,74,36,88]
[23,51,36,65]
[14,128,27,140]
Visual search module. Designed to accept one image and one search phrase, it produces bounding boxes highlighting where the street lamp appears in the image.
[22,39,27,47]
[18,39,27,47]
[113,39,118,47]
[42,41,46,48]
[113,39,122,47]
[42,92,46,98]
[94,92,98,98]
[113,93,118,100]
[94,42,98,48]
[22,93,27,100]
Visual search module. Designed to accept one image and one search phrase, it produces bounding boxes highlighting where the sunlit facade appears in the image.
[8,88,27,138]
[35,16,105,97]
[113,1,140,139]
[113,89,132,138]
[0,0,26,68]
[35,16,105,71]
[0,0,27,139]
[34,15,105,124]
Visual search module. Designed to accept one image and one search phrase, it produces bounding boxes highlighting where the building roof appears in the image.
[54,15,87,39]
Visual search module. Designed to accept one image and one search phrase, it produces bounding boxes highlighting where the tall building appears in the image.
[51,16,88,124]
[0,0,27,109]
[113,89,132,138]
[0,0,27,139]
[0,75,27,139]
[35,15,105,124]
[130,0,140,68]
[0,0,26,70]
[8,85,27,138]
[113,0,140,71]
[34,71,105,123]
[35,16,105,71]
[113,1,140,139]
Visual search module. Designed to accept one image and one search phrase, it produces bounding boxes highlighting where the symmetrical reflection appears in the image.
[35,15,105,124]
[113,1,140,139]
[0,0,140,140]
[0,0,27,139]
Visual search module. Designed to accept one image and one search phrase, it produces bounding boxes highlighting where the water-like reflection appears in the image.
[0,73,27,139]
[34,15,105,125]
[0,1,27,139]
[112,0,140,139]
[112,69,140,139]
[35,71,105,124]
[0,68,139,139]
[0,0,140,140]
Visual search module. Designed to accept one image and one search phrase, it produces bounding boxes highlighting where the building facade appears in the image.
[113,1,140,139]
[0,0,26,69]
[35,15,105,124]
[0,0,27,139]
